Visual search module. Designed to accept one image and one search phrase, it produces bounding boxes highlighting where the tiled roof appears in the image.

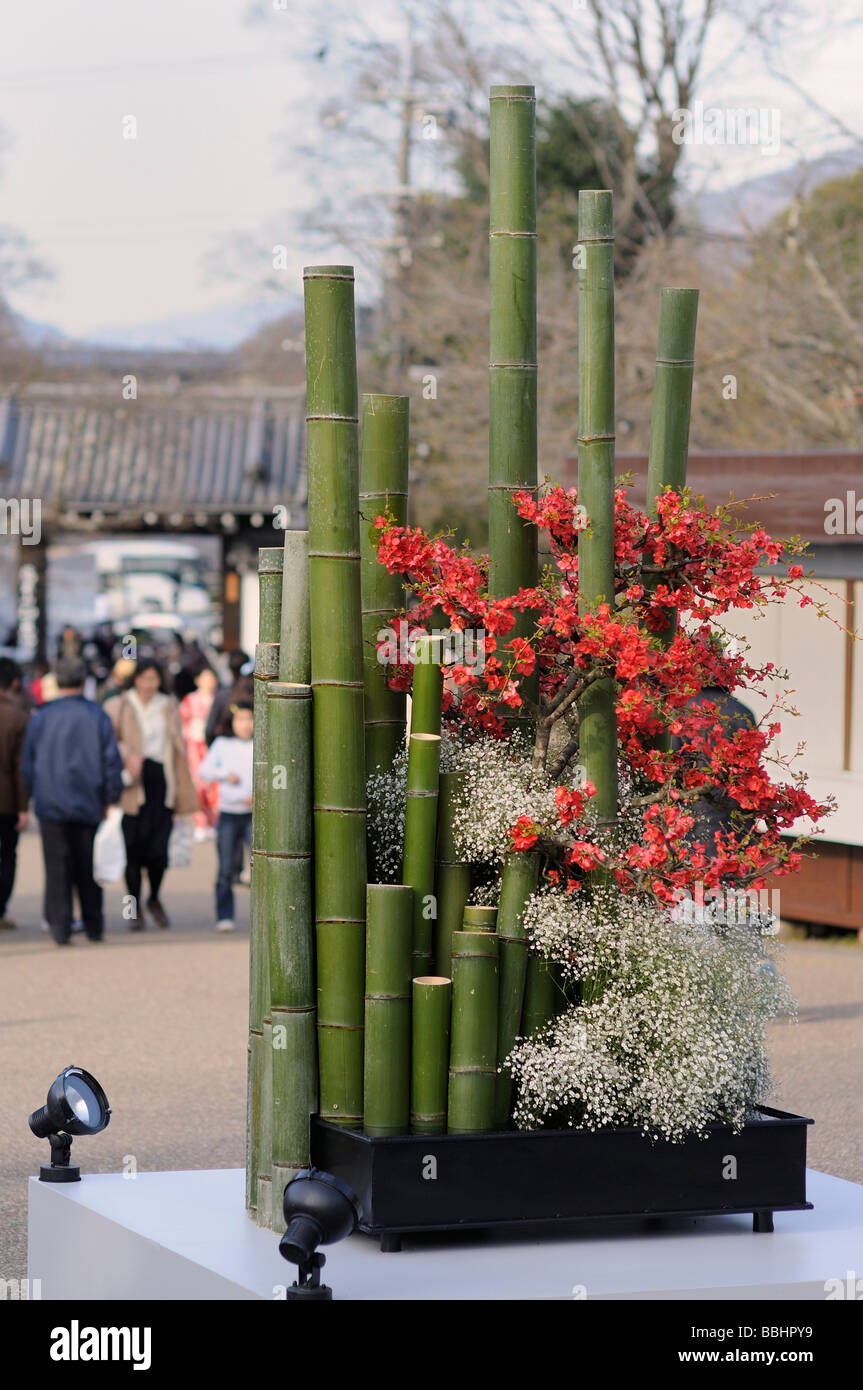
[0,394,307,518]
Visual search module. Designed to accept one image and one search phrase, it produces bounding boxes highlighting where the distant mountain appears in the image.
[78,296,302,351]
[686,147,863,235]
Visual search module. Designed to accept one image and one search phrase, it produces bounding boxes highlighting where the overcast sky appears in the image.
[2,0,862,340]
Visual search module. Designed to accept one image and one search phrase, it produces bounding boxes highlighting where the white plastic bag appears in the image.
[168,815,194,869]
[93,807,126,884]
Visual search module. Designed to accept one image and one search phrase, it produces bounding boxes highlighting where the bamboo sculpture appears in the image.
[305,266,367,1129]
[242,85,700,1186]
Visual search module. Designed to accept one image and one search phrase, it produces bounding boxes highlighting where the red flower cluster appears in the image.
[372,487,831,904]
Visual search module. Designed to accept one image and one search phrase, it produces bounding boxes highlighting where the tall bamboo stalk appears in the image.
[360,394,409,776]
[364,884,413,1136]
[645,288,699,653]
[577,190,618,822]
[247,546,282,1216]
[488,84,538,712]
[434,770,471,976]
[403,636,443,976]
[494,850,540,1126]
[305,265,366,1128]
[448,929,499,1133]
[411,976,452,1134]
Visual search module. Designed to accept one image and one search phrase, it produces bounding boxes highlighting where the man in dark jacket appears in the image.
[22,656,123,944]
[0,657,30,929]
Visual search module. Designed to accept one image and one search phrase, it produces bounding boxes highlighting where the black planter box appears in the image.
[310,1106,812,1250]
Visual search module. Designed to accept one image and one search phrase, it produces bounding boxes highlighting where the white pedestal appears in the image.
[28,1168,863,1301]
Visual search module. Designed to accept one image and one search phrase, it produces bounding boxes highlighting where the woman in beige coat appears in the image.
[105,658,198,930]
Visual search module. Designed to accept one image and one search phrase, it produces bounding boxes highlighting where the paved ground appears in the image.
[1,829,861,1282]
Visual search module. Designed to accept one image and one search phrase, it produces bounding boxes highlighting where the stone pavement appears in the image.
[1,828,861,1284]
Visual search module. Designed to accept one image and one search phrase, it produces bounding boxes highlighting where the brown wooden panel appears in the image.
[772,842,862,928]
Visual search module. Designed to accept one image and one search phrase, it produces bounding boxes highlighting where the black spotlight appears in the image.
[279,1169,359,1300]
[28,1066,110,1182]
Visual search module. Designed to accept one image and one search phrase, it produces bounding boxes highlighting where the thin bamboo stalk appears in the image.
[403,732,441,976]
[279,530,310,683]
[409,633,444,736]
[364,884,413,1136]
[488,84,538,712]
[494,851,540,1126]
[257,1015,274,1229]
[434,770,471,976]
[645,287,699,668]
[247,548,282,1216]
[448,929,499,1133]
[411,976,452,1134]
[305,264,367,1128]
[577,190,618,822]
[360,394,409,775]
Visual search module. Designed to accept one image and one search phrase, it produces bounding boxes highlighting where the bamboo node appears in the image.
[306,413,359,423]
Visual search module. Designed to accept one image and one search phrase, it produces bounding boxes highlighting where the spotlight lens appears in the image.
[65,1077,102,1128]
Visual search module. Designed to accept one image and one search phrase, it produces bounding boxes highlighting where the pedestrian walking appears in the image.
[21,656,123,945]
[105,658,198,930]
[180,665,220,837]
[0,658,30,930]
[197,700,253,932]
[205,649,252,745]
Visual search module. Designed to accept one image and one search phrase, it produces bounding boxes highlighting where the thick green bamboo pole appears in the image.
[305,265,367,1129]
[409,633,444,735]
[521,954,558,1035]
[494,850,540,1126]
[645,288,699,658]
[246,546,282,1215]
[448,929,499,1133]
[434,770,471,976]
[360,394,409,775]
[279,530,310,682]
[488,84,538,712]
[364,884,413,1136]
[462,905,498,931]
[264,680,316,1221]
[411,976,452,1134]
[577,190,618,822]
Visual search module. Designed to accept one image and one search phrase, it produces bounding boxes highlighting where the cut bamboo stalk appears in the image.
[409,633,444,736]
[462,905,498,931]
[645,288,699,675]
[257,1015,274,1229]
[279,530,310,683]
[494,850,540,1126]
[305,264,367,1129]
[448,929,499,1133]
[247,547,282,1216]
[271,1004,318,1218]
[411,976,452,1134]
[364,884,413,1136]
[521,954,558,1035]
[434,770,471,976]
[577,190,618,822]
[488,84,538,712]
[360,394,409,775]
[403,731,441,976]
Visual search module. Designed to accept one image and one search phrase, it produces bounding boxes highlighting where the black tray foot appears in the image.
[753,1210,774,1233]
[379,1231,402,1253]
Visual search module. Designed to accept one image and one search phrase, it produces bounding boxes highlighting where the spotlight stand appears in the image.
[41,1133,81,1183]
